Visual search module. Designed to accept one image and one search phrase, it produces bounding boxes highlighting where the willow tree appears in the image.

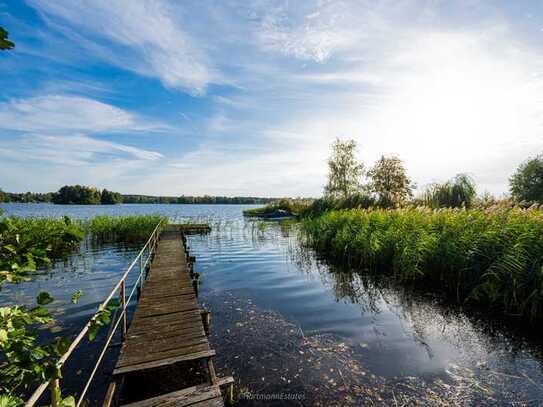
[324,138,365,199]
[369,155,412,207]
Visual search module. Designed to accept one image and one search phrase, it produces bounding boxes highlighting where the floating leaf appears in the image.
[37,292,54,305]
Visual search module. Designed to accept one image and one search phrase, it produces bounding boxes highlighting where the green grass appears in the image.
[86,214,165,243]
[302,207,543,322]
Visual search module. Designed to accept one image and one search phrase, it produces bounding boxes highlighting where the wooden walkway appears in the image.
[107,225,233,407]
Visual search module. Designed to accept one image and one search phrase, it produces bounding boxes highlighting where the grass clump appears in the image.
[302,206,543,322]
[86,215,165,243]
[243,198,313,218]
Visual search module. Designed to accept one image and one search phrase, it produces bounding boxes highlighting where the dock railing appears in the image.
[24,219,165,407]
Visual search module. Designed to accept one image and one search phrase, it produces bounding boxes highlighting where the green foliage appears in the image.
[302,207,543,322]
[0,27,14,51]
[0,213,84,289]
[302,193,377,217]
[422,174,477,208]
[368,156,413,207]
[324,138,365,199]
[88,299,119,341]
[70,290,83,304]
[100,189,123,205]
[0,294,70,403]
[243,198,313,217]
[510,155,543,204]
[53,185,102,205]
[86,215,164,243]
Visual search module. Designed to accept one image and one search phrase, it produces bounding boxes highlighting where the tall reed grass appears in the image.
[302,207,543,322]
[86,214,164,243]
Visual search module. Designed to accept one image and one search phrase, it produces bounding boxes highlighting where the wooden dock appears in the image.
[106,225,233,406]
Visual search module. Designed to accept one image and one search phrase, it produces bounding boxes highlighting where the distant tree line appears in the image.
[123,195,276,204]
[0,185,276,205]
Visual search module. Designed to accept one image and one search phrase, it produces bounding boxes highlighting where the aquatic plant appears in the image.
[0,213,85,287]
[302,207,543,322]
[86,214,165,243]
[243,198,313,217]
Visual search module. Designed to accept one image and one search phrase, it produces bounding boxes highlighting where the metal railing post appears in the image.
[120,280,127,340]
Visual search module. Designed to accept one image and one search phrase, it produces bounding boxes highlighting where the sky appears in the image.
[1,0,542,197]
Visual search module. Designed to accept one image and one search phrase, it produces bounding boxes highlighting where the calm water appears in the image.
[2,203,543,404]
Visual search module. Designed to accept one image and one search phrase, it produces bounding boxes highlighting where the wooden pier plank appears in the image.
[113,226,230,407]
[114,229,212,375]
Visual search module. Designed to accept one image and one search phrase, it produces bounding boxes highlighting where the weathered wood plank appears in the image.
[114,349,216,375]
[121,383,221,407]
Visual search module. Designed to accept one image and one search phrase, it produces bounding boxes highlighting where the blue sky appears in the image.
[1,0,542,197]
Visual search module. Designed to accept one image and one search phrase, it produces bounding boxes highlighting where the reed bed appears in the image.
[302,207,543,322]
[243,198,313,217]
[86,214,165,243]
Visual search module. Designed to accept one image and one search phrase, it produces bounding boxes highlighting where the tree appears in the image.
[101,189,123,205]
[510,155,543,204]
[369,155,412,207]
[53,185,101,205]
[0,27,15,50]
[324,138,365,199]
[423,173,476,208]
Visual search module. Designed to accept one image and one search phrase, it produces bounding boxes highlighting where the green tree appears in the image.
[369,155,412,207]
[423,173,476,208]
[0,189,5,203]
[53,185,101,205]
[510,155,543,204]
[0,27,15,50]
[324,138,365,199]
[101,189,123,205]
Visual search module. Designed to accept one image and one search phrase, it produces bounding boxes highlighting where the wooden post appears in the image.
[227,382,234,405]
[50,378,60,407]
[120,280,127,340]
[192,277,199,298]
[201,310,211,335]
[207,358,218,385]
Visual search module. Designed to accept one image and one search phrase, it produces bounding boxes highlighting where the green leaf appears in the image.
[54,337,71,355]
[61,396,76,407]
[71,290,83,304]
[0,329,7,344]
[88,324,99,342]
[107,298,120,309]
[36,291,54,305]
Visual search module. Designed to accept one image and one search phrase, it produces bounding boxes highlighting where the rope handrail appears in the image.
[24,219,165,407]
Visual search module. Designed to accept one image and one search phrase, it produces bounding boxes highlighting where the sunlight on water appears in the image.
[2,203,543,404]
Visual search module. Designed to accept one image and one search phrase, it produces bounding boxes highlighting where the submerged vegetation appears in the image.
[302,206,543,322]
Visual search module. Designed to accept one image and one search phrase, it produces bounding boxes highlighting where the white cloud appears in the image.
[5,0,543,196]
[27,0,219,94]
[0,95,163,134]
[0,134,162,166]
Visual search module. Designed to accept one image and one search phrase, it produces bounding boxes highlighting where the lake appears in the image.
[2,203,543,405]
